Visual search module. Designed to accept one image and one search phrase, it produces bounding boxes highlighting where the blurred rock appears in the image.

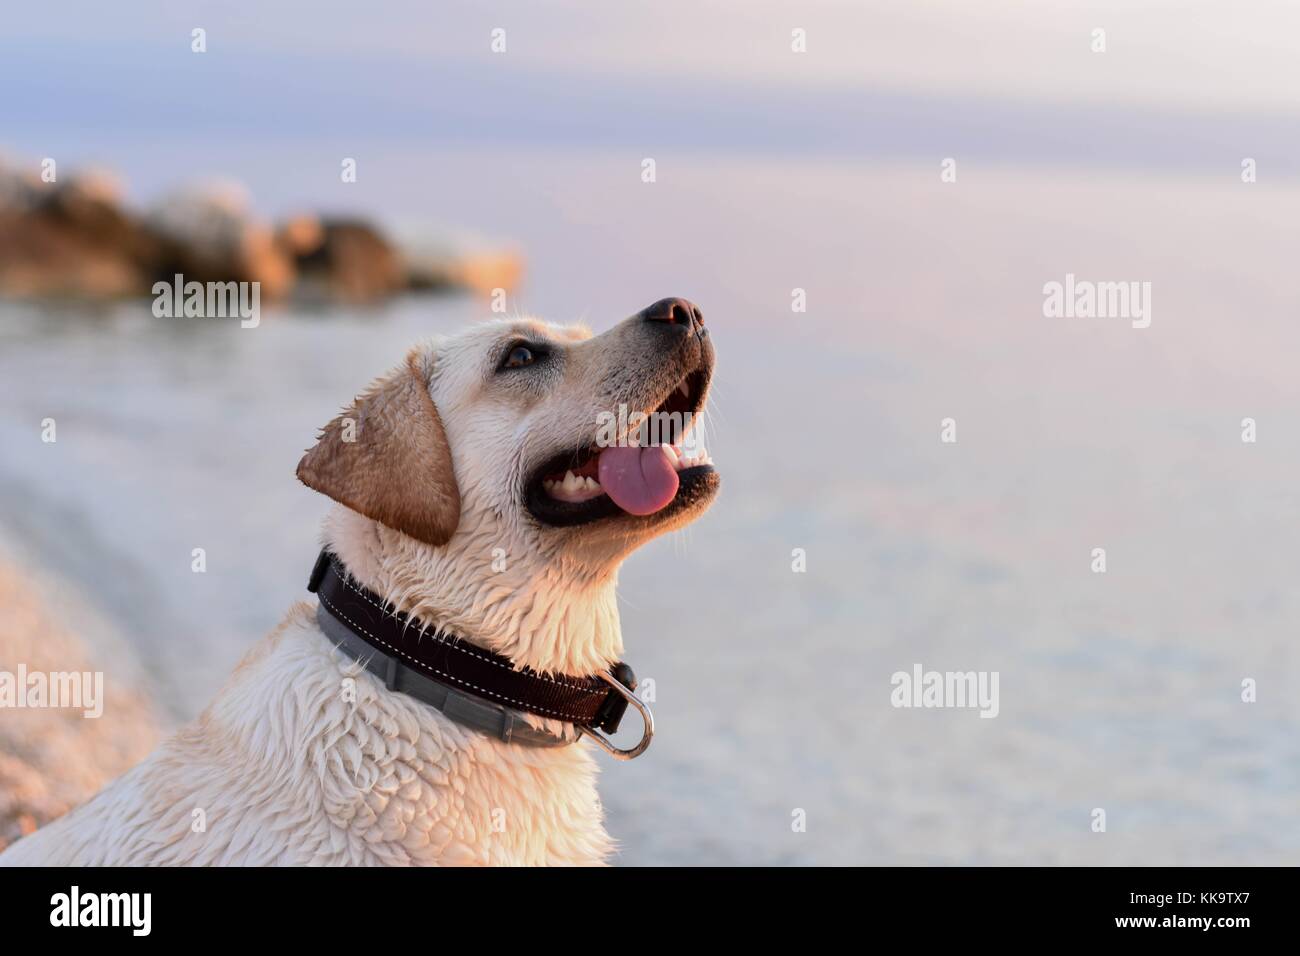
[146,185,296,300]
[0,154,524,306]
[0,163,159,299]
[276,213,324,259]
[285,216,405,303]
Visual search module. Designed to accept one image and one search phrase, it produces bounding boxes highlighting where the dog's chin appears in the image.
[525,462,719,533]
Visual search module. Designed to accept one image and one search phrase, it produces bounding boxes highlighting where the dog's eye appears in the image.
[502,345,538,369]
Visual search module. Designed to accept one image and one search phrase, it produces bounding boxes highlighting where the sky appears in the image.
[3,1,1299,185]
[8,1,1300,109]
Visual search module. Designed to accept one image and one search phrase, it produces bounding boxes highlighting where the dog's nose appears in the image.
[639,297,704,331]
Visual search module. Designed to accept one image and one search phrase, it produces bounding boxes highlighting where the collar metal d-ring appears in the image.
[579,671,654,760]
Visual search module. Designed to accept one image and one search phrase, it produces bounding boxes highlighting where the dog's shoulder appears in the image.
[208,604,614,865]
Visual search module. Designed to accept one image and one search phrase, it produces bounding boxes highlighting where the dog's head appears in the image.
[297,298,718,578]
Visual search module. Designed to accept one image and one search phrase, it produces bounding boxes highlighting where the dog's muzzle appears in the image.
[307,551,654,759]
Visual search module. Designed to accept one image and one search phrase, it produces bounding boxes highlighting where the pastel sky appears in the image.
[3,1,1298,179]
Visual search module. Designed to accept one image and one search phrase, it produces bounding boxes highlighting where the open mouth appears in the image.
[525,368,718,527]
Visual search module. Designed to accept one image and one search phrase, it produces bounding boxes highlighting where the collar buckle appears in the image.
[580,669,654,760]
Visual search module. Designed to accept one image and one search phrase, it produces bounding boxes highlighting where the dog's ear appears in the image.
[296,352,461,546]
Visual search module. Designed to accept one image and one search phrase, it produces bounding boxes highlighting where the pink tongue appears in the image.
[597,445,680,515]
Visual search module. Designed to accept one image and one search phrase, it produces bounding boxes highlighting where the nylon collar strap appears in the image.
[307,550,652,758]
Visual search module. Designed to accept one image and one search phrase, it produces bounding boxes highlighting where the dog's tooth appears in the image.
[677,381,689,398]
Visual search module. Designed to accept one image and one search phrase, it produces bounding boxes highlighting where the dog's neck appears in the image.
[321,506,625,677]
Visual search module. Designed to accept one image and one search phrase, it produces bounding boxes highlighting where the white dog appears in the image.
[0,298,718,866]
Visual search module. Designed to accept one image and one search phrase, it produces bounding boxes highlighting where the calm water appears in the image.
[2,155,1298,864]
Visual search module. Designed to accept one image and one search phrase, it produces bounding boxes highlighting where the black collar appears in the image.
[307,551,652,758]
